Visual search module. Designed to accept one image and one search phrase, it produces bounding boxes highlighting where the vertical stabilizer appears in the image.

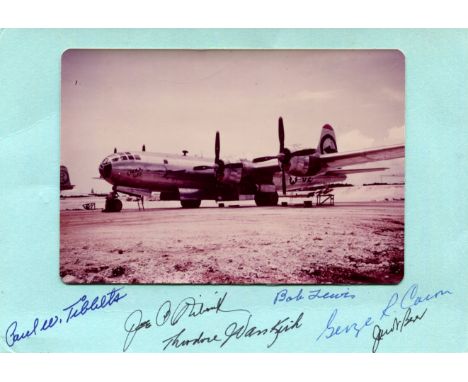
[318,124,338,154]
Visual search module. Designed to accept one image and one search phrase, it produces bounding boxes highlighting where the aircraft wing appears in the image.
[320,144,404,168]
[248,161,281,184]
[115,186,153,198]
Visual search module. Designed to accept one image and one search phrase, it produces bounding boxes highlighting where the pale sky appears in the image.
[61,49,405,193]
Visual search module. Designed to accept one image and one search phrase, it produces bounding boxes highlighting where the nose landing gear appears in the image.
[103,191,123,212]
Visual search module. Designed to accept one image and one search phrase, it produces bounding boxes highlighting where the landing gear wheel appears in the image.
[180,200,201,208]
[254,192,279,207]
[104,197,122,212]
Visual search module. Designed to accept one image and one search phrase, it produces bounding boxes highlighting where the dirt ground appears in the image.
[60,199,404,285]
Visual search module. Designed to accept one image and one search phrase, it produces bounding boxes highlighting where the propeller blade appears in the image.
[252,117,289,165]
[278,117,285,153]
[291,148,316,157]
[215,131,220,164]
[252,155,278,163]
[281,167,287,195]
[193,165,216,171]
[225,162,243,169]
[114,148,117,154]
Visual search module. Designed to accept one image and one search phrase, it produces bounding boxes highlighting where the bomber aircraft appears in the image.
[60,165,74,191]
[97,117,404,212]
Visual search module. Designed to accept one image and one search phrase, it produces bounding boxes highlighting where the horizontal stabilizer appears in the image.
[326,167,388,175]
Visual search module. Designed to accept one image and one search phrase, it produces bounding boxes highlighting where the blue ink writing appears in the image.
[273,288,355,305]
[314,283,452,347]
[62,286,127,323]
[5,287,127,348]
[380,284,452,320]
[316,308,373,341]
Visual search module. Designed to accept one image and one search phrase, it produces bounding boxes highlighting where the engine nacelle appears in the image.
[288,155,322,176]
[219,166,243,184]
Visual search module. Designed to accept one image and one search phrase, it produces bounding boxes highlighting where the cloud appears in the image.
[294,89,337,101]
[385,125,405,144]
[381,87,404,103]
[338,125,404,153]
[339,129,376,151]
[337,125,405,185]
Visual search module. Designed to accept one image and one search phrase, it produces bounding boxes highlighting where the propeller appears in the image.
[193,131,242,177]
[290,148,317,156]
[114,147,117,154]
[251,117,290,194]
[279,118,289,195]
[214,131,225,179]
[252,117,318,195]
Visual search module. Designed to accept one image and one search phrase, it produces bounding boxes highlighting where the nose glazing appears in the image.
[99,158,112,178]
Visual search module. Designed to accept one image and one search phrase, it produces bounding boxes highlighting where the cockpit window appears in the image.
[125,152,131,155]
[134,155,141,160]
[112,157,119,162]
[120,155,128,160]
[128,155,135,160]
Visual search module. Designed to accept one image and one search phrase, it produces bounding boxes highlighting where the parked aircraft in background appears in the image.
[60,165,74,191]
[97,117,404,211]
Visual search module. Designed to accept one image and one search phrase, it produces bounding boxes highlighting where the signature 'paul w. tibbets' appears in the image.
[5,287,127,348]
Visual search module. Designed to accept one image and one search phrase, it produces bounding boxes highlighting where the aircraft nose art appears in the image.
[99,158,112,178]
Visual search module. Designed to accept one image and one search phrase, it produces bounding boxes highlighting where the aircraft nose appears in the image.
[99,158,112,178]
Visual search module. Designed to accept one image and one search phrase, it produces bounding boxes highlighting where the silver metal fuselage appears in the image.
[98,151,343,198]
[99,151,218,192]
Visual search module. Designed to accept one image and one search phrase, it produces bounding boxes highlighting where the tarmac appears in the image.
[60,196,404,285]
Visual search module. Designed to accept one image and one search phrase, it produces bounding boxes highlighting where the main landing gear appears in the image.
[103,191,123,212]
[254,191,279,207]
[180,200,201,208]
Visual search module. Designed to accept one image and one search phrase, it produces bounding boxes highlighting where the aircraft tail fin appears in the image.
[60,165,74,190]
[317,124,338,155]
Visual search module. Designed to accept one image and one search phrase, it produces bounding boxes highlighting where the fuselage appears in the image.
[99,151,218,192]
[98,150,333,197]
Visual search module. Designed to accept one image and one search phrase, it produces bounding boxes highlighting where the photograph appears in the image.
[60,49,405,284]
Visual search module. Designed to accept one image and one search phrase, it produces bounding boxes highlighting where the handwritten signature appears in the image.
[273,288,356,305]
[315,283,452,352]
[122,291,304,352]
[372,307,427,352]
[5,287,127,348]
[162,312,304,351]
